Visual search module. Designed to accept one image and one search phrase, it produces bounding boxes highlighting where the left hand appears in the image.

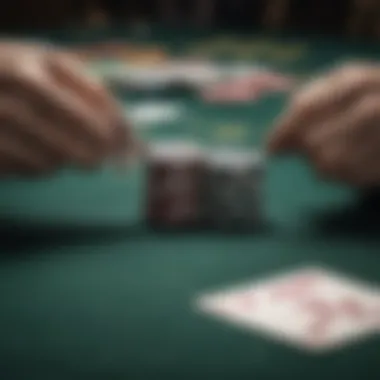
[268,63,380,187]
[0,42,139,176]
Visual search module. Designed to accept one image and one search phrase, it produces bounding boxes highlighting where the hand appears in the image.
[0,42,138,177]
[268,63,380,186]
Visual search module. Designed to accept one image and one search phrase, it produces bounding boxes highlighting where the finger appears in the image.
[316,120,380,185]
[309,93,380,151]
[0,127,53,174]
[301,110,354,181]
[356,159,380,187]
[268,64,380,154]
[0,98,101,166]
[345,129,380,186]
[47,54,136,155]
[268,73,341,153]
[111,114,146,158]
[0,67,115,152]
[47,53,115,111]
[49,53,140,155]
[311,141,349,181]
[0,55,137,160]
[303,97,380,184]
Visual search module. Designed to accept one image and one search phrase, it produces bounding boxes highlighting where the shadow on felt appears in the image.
[312,190,380,241]
[0,215,274,257]
[0,217,145,256]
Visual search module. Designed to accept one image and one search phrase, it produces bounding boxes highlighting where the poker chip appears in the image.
[148,140,203,164]
[173,60,222,87]
[201,81,257,103]
[205,148,264,170]
[202,147,265,230]
[200,70,294,103]
[104,63,177,91]
[146,140,205,229]
[128,102,183,126]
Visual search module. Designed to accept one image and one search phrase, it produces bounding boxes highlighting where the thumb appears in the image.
[267,111,301,154]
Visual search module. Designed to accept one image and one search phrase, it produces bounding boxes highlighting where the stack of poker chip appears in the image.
[105,64,176,92]
[102,60,224,94]
[203,148,264,230]
[146,141,204,229]
[145,140,265,231]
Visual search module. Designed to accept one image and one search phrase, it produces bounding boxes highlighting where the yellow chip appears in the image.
[120,47,169,66]
[215,125,247,141]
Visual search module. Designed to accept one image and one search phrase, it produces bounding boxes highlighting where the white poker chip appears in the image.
[102,60,223,89]
[173,60,222,86]
[128,102,183,125]
[90,61,125,77]
[148,140,203,163]
[219,63,268,79]
[103,63,176,88]
[206,148,264,169]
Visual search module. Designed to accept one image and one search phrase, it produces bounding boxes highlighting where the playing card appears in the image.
[194,267,380,352]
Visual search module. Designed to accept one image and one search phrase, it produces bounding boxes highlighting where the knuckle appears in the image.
[292,77,332,112]
[337,64,379,94]
[337,63,369,79]
[0,67,19,87]
[0,67,41,96]
[0,100,27,125]
[291,92,307,110]
[316,149,342,177]
[0,105,15,122]
[303,134,319,157]
[358,95,380,121]
[291,90,315,114]
[7,67,33,86]
[316,154,334,174]
[0,99,31,127]
[70,145,99,165]
[75,152,102,168]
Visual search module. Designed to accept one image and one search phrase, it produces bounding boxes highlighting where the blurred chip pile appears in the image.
[146,140,265,231]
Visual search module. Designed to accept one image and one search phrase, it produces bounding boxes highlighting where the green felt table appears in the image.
[0,29,380,380]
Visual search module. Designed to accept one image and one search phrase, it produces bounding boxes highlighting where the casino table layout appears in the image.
[0,29,380,380]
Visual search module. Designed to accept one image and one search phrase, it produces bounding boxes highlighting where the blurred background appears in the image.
[0,0,378,226]
[0,0,380,40]
[0,4,379,379]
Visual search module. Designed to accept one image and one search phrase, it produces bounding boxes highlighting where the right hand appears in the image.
[268,63,380,187]
[0,42,139,177]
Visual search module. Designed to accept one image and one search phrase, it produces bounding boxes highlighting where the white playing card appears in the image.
[194,267,380,353]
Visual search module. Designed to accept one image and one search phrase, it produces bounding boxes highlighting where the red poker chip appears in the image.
[202,81,259,103]
[201,71,294,103]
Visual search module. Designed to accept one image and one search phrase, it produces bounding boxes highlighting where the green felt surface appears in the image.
[0,30,380,380]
